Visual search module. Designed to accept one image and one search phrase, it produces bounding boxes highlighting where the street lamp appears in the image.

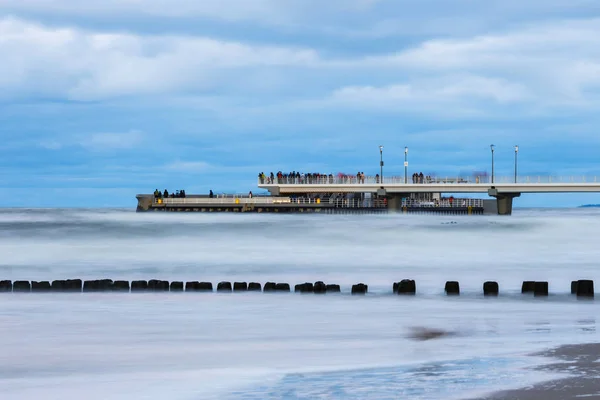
[379,145,384,183]
[514,145,519,183]
[404,147,408,184]
[490,144,495,184]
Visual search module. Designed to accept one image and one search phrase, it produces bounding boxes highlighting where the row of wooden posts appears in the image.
[0,279,595,297]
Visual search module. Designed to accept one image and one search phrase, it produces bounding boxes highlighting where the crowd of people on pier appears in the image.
[258,172,336,184]
[153,189,187,199]
[258,171,438,184]
[412,172,433,183]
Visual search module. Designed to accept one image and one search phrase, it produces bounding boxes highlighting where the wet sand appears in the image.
[471,343,600,400]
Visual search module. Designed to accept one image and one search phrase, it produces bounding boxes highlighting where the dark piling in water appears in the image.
[483,281,499,296]
[445,281,460,295]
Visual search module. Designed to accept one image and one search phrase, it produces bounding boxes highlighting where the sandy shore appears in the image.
[470,343,600,400]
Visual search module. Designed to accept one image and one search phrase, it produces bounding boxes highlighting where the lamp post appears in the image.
[404,147,408,184]
[379,145,384,183]
[490,144,495,184]
[514,145,519,183]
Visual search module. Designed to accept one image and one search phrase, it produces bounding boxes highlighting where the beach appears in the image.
[472,343,600,400]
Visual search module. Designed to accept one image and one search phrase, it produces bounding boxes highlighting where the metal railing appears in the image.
[402,198,484,208]
[287,197,386,208]
[154,196,483,209]
[258,175,600,185]
[156,197,292,205]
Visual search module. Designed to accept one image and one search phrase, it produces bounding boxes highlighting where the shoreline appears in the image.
[469,343,600,400]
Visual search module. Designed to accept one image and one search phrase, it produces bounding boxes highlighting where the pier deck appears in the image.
[136,195,486,215]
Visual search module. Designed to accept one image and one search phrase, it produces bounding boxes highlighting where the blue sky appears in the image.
[2,0,600,207]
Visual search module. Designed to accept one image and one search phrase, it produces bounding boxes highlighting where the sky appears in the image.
[2,0,600,207]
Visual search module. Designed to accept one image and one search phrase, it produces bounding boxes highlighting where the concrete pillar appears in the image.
[483,281,499,296]
[131,280,148,292]
[313,281,327,294]
[248,282,262,291]
[136,195,154,212]
[233,282,248,291]
[264,282,277,292]
[351,283,368,295]
[534,281,549,296]
[148,280,169,291]
[113,281,130,292]
[488,189,521,215]
[326,284,341,293]
[571,281,578,294]
[170,281,184,291]
[521,281,535,293]
[386,193,410,212]
[445,281,460,295]
[275,283,290,292]
[32,281,51,292]
[13,281,31,292]
[0,280,12,292]
[217,281,232,292]
[295,283,314,293]
[66,279,82,292]
[576,280,594,297]
[397,279,416,294]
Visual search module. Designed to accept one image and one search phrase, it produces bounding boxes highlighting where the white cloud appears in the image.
[35,130,145,151]
[164,161,212,172]
[330,76,531,110]
[78,130,144,150]
[1,14,600,117]
[0,17,319,100]
[318,18,600,114]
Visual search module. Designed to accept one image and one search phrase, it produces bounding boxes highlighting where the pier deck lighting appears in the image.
[514,145,519,183]
[404,147,408,184]
[379,146,384,183]
[490,144,495,184]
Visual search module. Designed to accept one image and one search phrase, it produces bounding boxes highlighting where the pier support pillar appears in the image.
[488,189,521,216]
[386,193,411,213]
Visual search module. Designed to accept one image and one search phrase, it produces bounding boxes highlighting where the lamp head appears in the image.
[515,145,519,152]
[405,146,408,154]
[379,145,384,151]
[490,144,495,152]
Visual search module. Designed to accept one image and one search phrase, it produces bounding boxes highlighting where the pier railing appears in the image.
[259,175,600,185]
[157,197,293,205]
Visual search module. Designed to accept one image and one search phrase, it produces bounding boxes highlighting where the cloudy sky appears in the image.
[2,0,600,207]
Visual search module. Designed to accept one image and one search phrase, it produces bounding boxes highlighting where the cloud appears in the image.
[327,76,532,116]
[1,10,600,121]
[164,161,213,172]
[0,17,320,101]
[34,130,144,151]
[78,130,144,150]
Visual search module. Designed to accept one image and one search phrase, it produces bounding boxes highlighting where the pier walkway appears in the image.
[259,175,600,215]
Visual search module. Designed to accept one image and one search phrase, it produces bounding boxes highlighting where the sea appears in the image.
[1,208,599,400]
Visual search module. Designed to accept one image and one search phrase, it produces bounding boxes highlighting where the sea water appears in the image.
[0,208,599,399]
